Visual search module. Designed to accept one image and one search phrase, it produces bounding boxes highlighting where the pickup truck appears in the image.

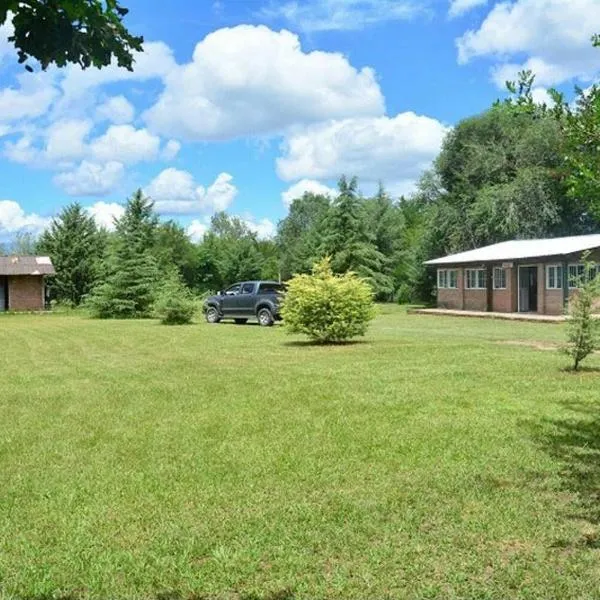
[204,280,285,326]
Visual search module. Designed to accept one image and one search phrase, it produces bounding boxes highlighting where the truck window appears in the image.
[241,283,255,295]
[258,283,285,294]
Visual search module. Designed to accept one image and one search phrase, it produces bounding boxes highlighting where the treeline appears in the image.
[17,69,600,309]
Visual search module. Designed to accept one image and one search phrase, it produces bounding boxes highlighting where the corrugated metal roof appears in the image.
[0,256,55,276]
[425,234,600,265]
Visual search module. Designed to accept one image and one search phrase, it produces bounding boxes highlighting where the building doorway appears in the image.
[518,266,538,313]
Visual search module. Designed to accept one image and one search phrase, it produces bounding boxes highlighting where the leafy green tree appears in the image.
[198,213,266,290]
[1,0,143,71]
[37,202,104,305]
[153,220,198,288]
[563,255,600,371]
[277,192,331,279]
[11,231,38,255]
[281,257,375,343]
[87,190,159,318]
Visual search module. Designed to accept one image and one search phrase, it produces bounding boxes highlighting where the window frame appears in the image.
[546,264,563,290]
[437,269,448,289]
[493,267,507,290]
[465,268,486,290]
[240,282,255,295]
[437,269,458,290]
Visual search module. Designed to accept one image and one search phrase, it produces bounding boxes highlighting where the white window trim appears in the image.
[437,269,458,290]
[465,268,486,290]
[437,269,447,289]
[493,267,507,290]
[546,264,563,290]
[447,269,458,289]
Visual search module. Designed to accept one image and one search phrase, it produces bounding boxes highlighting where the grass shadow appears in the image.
[560,366,600,374]
[282,339,369,347]
[530,400,600,526]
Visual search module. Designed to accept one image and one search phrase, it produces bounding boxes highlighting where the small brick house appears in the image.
[0,256,55,312]
[425,234,600,316]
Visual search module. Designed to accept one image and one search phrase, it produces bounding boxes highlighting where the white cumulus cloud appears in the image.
[145,169,238,215]
[281,179,336,207]
[277,112,449,185]
[96,96,135,124]
[144,25,384,141]
[85,201,125,230]
[53,161,125,197]
[186,219,210,242]
[0,200,50,234]
[90,125,161,165]
[242,216,277,240]
[457,0,600,87]
[448,0,487,18]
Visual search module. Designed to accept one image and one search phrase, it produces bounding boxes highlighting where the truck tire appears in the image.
[205,306,221,324]
[234,318,248,325]
[257,307,274,327]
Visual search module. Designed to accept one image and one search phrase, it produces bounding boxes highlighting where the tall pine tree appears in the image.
[322,176,393,298]
[88,190,159,318]
[37,203,104,305]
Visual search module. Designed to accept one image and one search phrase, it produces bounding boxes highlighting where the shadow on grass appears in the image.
[282,339,369,347]
[530,400,600,527]
[559,366,600,374]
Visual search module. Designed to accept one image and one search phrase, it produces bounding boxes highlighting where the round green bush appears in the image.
[153,275,196,325]
[281,257,376,343]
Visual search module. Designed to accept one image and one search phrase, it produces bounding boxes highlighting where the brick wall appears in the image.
[545,290,564,315]
[464,290,487,311]
[437,269,464,309]
[492,266,515,312]
[8,276,44,311]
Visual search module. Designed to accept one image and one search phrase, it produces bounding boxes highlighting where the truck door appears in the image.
[238,282,256,315]
[221,283,241,315]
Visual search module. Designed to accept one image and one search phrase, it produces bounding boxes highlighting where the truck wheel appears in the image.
[257,307,274,327]
[205,306,221,324]
[234,318,248,325]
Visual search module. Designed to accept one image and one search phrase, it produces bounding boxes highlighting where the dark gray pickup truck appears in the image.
[204,281,285,326]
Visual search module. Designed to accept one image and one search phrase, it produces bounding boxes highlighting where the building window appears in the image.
[568,264,599,289]
[437,269,447,289]
[546,265,563,290]
[437,269,458,289]
[493,267,507,290]
[465,269,486,290]
[448,270,457,289]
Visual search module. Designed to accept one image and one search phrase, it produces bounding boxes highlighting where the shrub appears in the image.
[281,257,375,343]
[153,274,196,325]
[563,255,600,370]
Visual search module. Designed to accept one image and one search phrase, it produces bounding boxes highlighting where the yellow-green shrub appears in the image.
[281,257,375,343]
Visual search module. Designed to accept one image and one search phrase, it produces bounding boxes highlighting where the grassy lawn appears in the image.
[1,306,600,599]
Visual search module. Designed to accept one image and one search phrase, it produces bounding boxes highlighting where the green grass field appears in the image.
[1,306,600,599]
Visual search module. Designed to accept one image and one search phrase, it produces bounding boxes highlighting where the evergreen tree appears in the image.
[87,190,159,318]
[37,203,104,305]
[322,176,393,298]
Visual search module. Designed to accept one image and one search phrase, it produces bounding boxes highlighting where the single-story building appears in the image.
[425,234,600,316]
[0,256,55,312]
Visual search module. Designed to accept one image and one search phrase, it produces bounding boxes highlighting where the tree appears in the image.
[277,192,331,279]
[153,220,198,289]
[563,255,600,371]
[1,0,143,71]
[37,203,104,305]
[11,231,38,255]
[281,257,376,343]
[153,270,196,325]
[198,213,266,290]
[87,190,159,318]
[322,176,393,298]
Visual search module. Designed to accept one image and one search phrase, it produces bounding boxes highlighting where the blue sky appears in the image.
[0,0,599,242]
